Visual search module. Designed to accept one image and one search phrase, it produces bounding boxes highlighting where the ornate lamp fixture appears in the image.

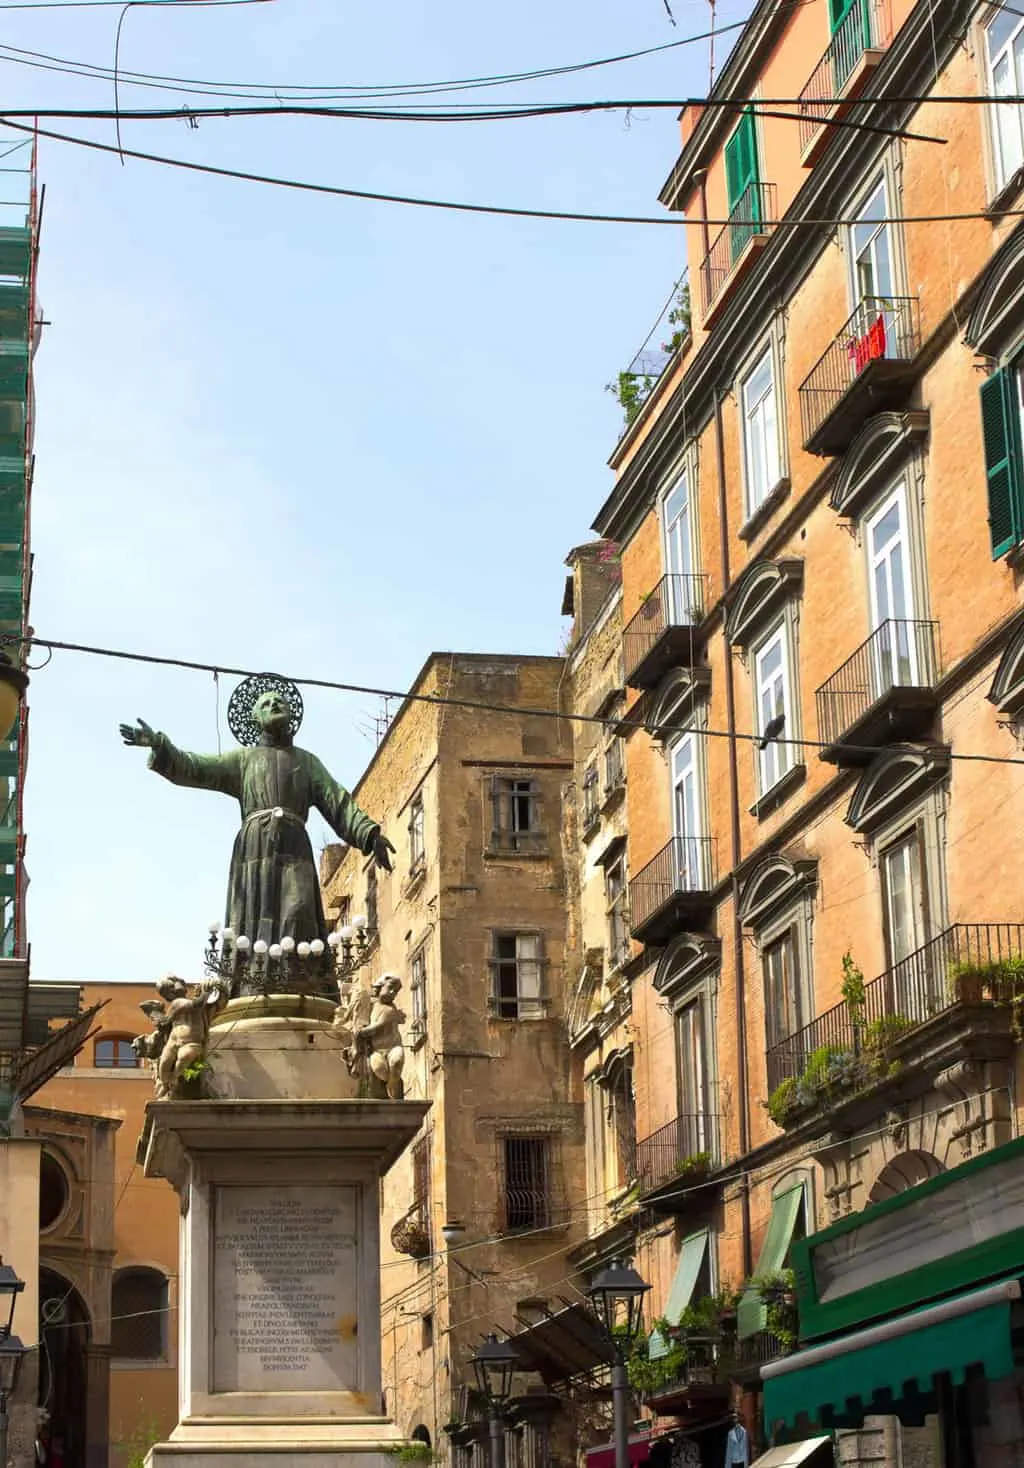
[0,649,26,742]
[204,914,375,994]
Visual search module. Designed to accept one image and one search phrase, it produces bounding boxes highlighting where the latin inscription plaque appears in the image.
[213,1184,358,1392]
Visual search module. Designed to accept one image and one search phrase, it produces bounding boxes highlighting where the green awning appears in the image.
[648,1229,708,1359]
[763,1277,1020,1430]
[738,1184,805,1338]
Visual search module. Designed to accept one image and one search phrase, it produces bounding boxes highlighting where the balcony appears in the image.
[700,182,777,326]
[628,836,716,946]
[765,922,1024,1097]
[799,296,921,455]
[815,619,939,765]
[798,0,891,165]
[622,573,709,691]
[635,1111,719,1197]
[645,1334,732,1409]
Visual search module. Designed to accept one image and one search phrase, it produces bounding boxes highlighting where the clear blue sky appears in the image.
[9,0,751,982]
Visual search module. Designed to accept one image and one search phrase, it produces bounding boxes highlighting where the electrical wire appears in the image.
[13,628,1024,769]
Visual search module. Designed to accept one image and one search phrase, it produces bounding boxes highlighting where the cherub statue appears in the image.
[135,976,224,1099]
[349,973,406,1100]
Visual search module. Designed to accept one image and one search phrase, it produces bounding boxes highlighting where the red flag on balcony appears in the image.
[848,312,887,373]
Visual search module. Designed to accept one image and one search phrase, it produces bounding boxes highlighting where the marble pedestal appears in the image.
[139,996,429,1468]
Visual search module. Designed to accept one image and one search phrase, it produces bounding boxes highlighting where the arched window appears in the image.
[110,1267,168,1361]
[94,1035,139,1069]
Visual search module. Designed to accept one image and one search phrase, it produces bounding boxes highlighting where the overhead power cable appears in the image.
[9,629,1024,769]
[5,117,1009,224]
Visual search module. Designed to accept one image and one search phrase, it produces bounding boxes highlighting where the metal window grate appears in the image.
[110,1269,166,1360]
[502,1136,551,1231]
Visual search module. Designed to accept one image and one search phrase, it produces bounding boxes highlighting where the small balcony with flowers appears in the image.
[797,0,893,167]
[815,618,940,766]
[764,926,1024,1134]
[799,295,921,456]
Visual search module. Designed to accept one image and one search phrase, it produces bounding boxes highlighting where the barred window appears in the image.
[502,1136,551,1231]
[110,1267,168,1361]
[582,764,600,828]
[94,1036,139,1069]
[489,776,544,853]
[410,946,427,1036]
[409,792,425,873]
[604,738,625,796]
[489,933,545,1020]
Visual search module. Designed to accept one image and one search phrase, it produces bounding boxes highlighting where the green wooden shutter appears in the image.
[724,109,759,214]
[737,1184,806,1339]
[828,0,856,32]
[981,368,1024,560]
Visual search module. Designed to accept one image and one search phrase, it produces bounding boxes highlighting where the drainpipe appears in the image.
[712,387,753,1280]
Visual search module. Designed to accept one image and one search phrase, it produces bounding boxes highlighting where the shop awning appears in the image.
[585,1434,651,1468]
[649,1228,709,1359]
[738,1184,805,1339]
[749,1436,832,1467]
[762,1277,1020,1431]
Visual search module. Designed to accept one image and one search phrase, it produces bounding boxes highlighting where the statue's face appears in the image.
[253,690,292,734]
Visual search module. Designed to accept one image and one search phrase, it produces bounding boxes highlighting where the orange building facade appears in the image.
[34,984,180,1468]
[577,0,1024,1460]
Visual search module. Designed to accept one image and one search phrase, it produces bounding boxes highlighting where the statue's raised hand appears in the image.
[372,833,396,873]
[120,717,155,748]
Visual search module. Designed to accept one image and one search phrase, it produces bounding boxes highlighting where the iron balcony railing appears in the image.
[629,835,716,934]
[622,573,709,686]
[700,181,777,313]
[815,619,939,748]
[635,1111,719,1195]
[765,923,1024,1093]
[799,295,920,447]
[798,0,891,153]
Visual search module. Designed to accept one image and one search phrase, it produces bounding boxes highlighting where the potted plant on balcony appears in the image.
[752,1268,796,1311]
[948,954,1024,1005]
[672,1150,712,1183]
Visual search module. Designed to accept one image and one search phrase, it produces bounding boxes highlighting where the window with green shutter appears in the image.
[724,108,761,264]
[980,367,1024,559]
[829,0,873,89]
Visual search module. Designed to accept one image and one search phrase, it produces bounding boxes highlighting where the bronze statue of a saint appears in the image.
[119,674,393,957]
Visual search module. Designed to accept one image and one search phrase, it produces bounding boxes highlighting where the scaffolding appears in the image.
[0,136,39,958]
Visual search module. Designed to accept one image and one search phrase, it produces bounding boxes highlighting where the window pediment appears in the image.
[845,744,951,835]
[725,558,804,649]
[647,666,712,740]
[829,411,930,519]
[965,220,1024,359]
[738,852,817,929]
[652,932,720,999]
[987,617,1024,718]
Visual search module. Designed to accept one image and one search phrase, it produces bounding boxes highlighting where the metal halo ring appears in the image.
[226,672,304,747]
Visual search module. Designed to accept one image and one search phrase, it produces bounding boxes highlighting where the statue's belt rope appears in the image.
[243,805,304,827]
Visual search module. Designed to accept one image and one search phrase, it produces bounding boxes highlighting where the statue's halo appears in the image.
[227,672,305,747]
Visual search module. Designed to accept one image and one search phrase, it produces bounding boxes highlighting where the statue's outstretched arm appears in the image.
[309,754,393,868]
[120,718,242,798]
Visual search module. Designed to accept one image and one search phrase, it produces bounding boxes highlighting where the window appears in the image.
[670,730,707,890]
[502,1136,551,1231]
[411,1135,432,1249]
[409,946,427,1037]
[582,763,600,828]
[336,895,351,931]
[850,178,895,308]
[763,928,813,1048]
[111,1267,168,1361]
[984,8,1024,194]
[661,468,697,621]
[604,737,625,796]
[830,0,874,89]
[94,1036,138,1069]
[675,996,712,1152]
[865,481,919,688]
[606,1057,636,1189]
[724,107,762,259]
[605,851,630,971]
[489,776,543,853]
[408,792,425,874]
[365,864,378,933]
[754,625,794,794]
[420,1313,434,1351]
[981,364,1024,558]
[880,829,928,967]
[489,933,545,1019]
[39,1153,69,1231]
[741,343,782,516]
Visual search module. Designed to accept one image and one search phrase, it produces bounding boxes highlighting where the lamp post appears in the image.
[0,1257,26,1468]
[0,648,26,743]
[470,1333,519,1468]
[586,1258,651,1468]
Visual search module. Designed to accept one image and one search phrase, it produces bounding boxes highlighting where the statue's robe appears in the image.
[148,733,378,948]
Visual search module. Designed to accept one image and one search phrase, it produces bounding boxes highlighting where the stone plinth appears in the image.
[140,998,429,1468]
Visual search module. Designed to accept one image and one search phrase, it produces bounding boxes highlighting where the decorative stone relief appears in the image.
[935,1060,988,1161]
[339,973,406,1100]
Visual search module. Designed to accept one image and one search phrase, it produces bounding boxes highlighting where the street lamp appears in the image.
[0,649,26,743]
[0,1256,27,1468]
[586,1259,651,1468]
[470,1333,519,1468]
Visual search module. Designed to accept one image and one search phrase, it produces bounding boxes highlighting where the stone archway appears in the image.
[866,1149,944,1205]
